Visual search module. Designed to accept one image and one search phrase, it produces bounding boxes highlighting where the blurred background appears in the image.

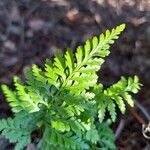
[0,0,150,149]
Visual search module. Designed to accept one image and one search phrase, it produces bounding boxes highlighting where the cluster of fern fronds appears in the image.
[0,24,141,150]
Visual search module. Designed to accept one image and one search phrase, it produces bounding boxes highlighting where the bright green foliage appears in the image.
[94,76,141,122]
[0,24,141,150]
[38,126,89,150]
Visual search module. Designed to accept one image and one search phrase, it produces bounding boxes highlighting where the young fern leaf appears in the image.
[54,51,66,81]
[85,125,100,144]
[0,111,41,150]
[44,59,58,85]
[96,121,116,150]
[65,48,74,74]
[32,64,47,83]
[94,75,141,122]
[61,24,126,94]
[0,24,141,150]
[38,126,89,150]
[1,85,21,113]
[13,76,40,112]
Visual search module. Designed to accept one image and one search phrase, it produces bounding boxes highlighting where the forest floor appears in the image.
[0,0,150,149]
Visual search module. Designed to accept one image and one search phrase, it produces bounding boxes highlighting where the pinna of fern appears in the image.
[0,24,141,150]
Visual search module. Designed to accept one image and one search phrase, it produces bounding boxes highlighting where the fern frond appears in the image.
[13,76,40,112]
[1,85,21,113]
[0,111,41,150]
[106,75,141,107]
[1,24,141,149]
[94,76,141,122]
[44,59,58,86]
[41,24,126,94]
[54,51,66,81]
[96,122,116,150]
[32,64,47,83]
[61,24,126,94]
[24,67,52,105]
[65,48,74,74]
[85,125,100,144]
[38,126,89,150]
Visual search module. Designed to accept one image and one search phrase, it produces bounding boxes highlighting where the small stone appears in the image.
[3,40,16,51]
[28,19,45,31]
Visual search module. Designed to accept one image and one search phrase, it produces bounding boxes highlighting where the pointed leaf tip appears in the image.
[1,84,6,90]
[120,23,126,31]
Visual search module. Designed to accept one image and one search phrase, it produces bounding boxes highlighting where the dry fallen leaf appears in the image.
[66,8,78,22]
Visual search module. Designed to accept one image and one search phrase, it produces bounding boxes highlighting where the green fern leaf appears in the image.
[54,51,66,81]
[1,24,141,150]
[44,59,58,85]
[65,48,74,74]
[39,126,89,150]
[32,64,47,83]
[13,76,40,112]
[85,126,100,144]
[0,111,41,150]
[1,85,22,113]
[95,76,141,122]
[107,99,116,122]
[62,24,126,94]
[96,121,116,150]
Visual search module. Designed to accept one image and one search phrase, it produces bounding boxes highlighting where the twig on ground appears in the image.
[128,100,150,140]
[134,99,150,121]
[115,119,125,140]
[128,105,146,125]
